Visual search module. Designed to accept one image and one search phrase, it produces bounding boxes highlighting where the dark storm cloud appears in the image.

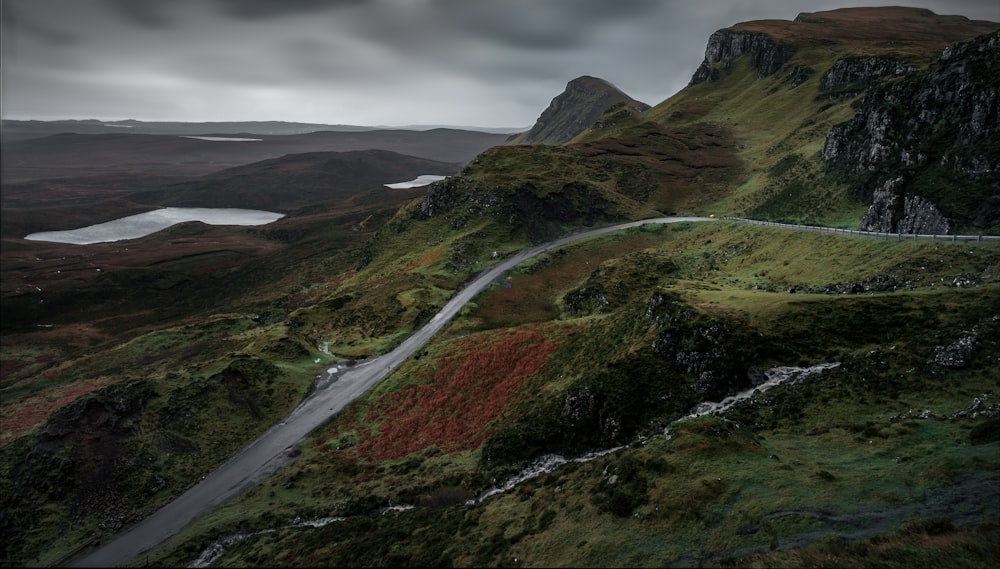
[432,0,664,51]
[102,0,175,28]
[1,3,78,46]
[2,0,998,126]
[210,0,361,20]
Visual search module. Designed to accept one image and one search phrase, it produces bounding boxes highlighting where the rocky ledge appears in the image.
[822,31,1000,234]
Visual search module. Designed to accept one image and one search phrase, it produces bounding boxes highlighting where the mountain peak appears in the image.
[507,75,650,145]
[565,75,617,89]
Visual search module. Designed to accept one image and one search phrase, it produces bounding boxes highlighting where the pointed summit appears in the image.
[507,76,649,145]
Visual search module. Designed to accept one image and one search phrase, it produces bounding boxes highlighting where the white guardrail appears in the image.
[722,217,1000,243]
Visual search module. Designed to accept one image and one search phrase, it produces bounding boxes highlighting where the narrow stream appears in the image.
[665,362,841,437]
[188,516,344,568]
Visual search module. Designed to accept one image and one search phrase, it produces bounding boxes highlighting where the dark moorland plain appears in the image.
[0,126,508,182]
[2,7,1000,568]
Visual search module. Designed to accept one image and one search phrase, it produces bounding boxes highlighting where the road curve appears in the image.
[68,217,712,568]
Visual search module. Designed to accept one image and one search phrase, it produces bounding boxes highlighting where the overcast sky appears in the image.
[2,0,998,128]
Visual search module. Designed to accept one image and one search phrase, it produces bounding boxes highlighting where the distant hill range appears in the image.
[129,149,462,213]
[505,75,650,145]
[0,119,525,142]
[0,128,508,182]
[0,148,462,237]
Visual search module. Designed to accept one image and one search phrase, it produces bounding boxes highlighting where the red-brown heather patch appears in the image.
[4,323,112,357]
[0,378,113,447]
[573,121,744,213]
[353,326,564,461]
[0,359,27,378]
[42,322,110,347]
[1,228,282,299]
[1,351,65,390]
[475,233,664,327]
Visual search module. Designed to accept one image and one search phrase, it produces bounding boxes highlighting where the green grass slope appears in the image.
[579,6,999,230]
[140,222,999,568]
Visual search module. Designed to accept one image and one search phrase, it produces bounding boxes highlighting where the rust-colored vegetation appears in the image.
[0,378,113,447]
[475,233,665,328]
[572,121,745,214]
[353,327,562,461]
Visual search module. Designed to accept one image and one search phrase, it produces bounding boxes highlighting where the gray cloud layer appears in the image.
[3,0,998,127]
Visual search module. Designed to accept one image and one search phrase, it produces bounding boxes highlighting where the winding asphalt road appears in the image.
[68,216,714,567]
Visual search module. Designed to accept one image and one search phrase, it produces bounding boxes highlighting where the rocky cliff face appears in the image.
[823,31,1000,233]
[506,76,650,145]
[690,29,796,83]
[819,56,916,96]
[860,177,951,234]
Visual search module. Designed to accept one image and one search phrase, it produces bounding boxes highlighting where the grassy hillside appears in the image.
[138,222,1000,568]
[643,56,865,227]
[4,216,996,567]
[577,6,999,231]
[1,7,998,568]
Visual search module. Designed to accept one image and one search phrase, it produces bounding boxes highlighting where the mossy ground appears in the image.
[3,208,996,569]
[129,222,999,568]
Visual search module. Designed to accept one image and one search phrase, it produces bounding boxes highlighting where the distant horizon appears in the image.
[0,116,531,133]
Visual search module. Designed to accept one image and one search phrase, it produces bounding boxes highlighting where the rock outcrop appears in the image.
[822,31,1000,233]
[931,327,980,368]
[690,29,796,84]
[645,291,753,398]
[819,55,916,95]
[859,176,952,234]
[506,76,649,145]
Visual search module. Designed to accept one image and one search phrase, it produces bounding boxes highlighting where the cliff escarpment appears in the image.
[819,55,917,96]
[690,29,797,83]
[650,7,998,233]
[823,31,1000,234]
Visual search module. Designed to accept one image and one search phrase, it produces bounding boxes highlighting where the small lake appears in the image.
[180,136,263,141]
[385,175,448,189]
[24,207,285,245]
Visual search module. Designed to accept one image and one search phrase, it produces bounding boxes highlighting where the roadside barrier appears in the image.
[721,217,1000,243]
